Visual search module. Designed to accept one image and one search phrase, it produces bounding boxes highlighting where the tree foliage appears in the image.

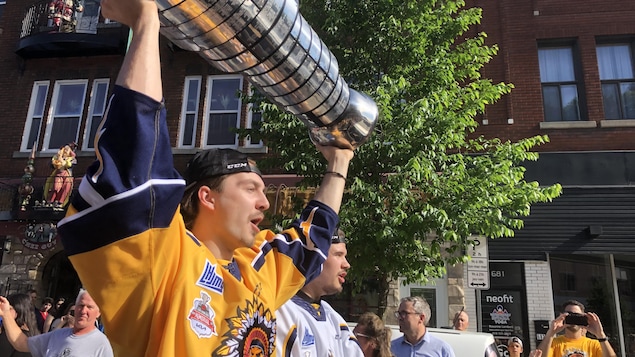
[243,0,562,306]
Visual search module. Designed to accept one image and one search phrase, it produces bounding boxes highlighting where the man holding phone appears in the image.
[537,300,616,357]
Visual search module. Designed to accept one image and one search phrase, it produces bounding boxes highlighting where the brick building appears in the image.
[372,1,635,356]
[0,0,277,301]
[0,1,634,356]
[356,3,635,355]
[447,0,635,355]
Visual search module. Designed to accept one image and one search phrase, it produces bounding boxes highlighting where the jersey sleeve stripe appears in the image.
[59,178,184,226]
[282,325,297,357]
[59,85,186,256]
[251,200,337,283]
[59,180,184,255]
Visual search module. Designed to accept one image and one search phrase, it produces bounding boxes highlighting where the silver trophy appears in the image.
[156,0,378,149]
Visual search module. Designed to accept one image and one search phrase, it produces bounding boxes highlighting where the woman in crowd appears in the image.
[49,303,75,331]
[353,312,394,357]
[42,298,68,333]
[0,293,40,357]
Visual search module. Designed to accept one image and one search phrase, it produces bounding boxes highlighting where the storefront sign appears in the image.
[481,262,529,356]
[22,223,58,250]
[482,290,524,338]
[20,238,57,251]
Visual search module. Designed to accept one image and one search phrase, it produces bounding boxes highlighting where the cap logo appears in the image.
[227,162,248,169]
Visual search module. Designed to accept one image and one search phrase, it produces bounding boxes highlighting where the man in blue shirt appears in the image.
[391,296,456,357]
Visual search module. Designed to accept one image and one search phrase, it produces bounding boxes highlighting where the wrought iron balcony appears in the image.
[16,0,129,59]
[0,175,74,221]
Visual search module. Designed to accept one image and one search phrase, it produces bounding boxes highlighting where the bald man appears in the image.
[452,311,469,331]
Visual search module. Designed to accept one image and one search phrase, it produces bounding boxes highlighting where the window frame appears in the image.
[537,41,587,122]
[42,79,88,153]
[82,79,110,151]
[398,278,449,328]
[21,81,50,152]
[595,40,635,120]
[244,85,264,149]
[178,76,202,148]
[201,75,243,149]
[559,272,576,292]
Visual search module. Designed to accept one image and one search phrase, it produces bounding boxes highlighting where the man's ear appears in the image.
[197,186,216,210]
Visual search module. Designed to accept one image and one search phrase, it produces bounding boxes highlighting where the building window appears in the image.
[178,76,202,148]
[410,287,438,327]
[21,79,110,153]
[596,43,635,119]
[178,76,265,149]
[245,104,264,148]
[203,75,243,148]
[398,279,448,328]
[82,79,110,150]
[559,272,576,292]
[538,46,582,121]
[21,81,50,151]
[43,80,88,151]
[245,86,264,148]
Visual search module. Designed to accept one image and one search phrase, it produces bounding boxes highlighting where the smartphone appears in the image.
[564,313,588,326]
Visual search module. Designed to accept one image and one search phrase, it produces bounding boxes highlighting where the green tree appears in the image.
[244,0,562,316]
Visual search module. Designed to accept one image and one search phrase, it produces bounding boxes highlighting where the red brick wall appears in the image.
[1,0,635,182]
[0,1,242,179]
[469,0,635,151]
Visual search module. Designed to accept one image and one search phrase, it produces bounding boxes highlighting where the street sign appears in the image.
[468,236,488,258]
[467,236,490,290]
[468,270,489,289]
[467,257,488,271]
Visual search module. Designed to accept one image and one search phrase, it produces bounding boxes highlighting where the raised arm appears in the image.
[101,0,162,101]
[0,296,30,352]
[586,312,617,357]
[312,145,354,214]
[538,313,566,357]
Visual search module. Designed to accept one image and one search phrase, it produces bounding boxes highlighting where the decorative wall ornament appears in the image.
[21,223,58,251]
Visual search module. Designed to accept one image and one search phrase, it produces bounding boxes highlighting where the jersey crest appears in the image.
[301,329,315,347]
[197,259,224,294]
[213,293,275,357]
[188,291,218,338]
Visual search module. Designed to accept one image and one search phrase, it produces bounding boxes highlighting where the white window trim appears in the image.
[21,81,50,152]
[245,85,264,149]
[244,103,264,149]
[82,79,110,151]
[201,75,243,149]
[42,79,88,153]
[178,76,202,148]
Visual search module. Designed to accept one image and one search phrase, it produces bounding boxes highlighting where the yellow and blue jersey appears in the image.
[58,86,338,357]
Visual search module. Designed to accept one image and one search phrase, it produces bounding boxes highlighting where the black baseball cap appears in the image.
[184,149,261,188]
[332,228,346,244]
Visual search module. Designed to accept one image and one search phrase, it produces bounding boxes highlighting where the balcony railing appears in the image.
[0,175,77,222]
[17,0,128,59]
